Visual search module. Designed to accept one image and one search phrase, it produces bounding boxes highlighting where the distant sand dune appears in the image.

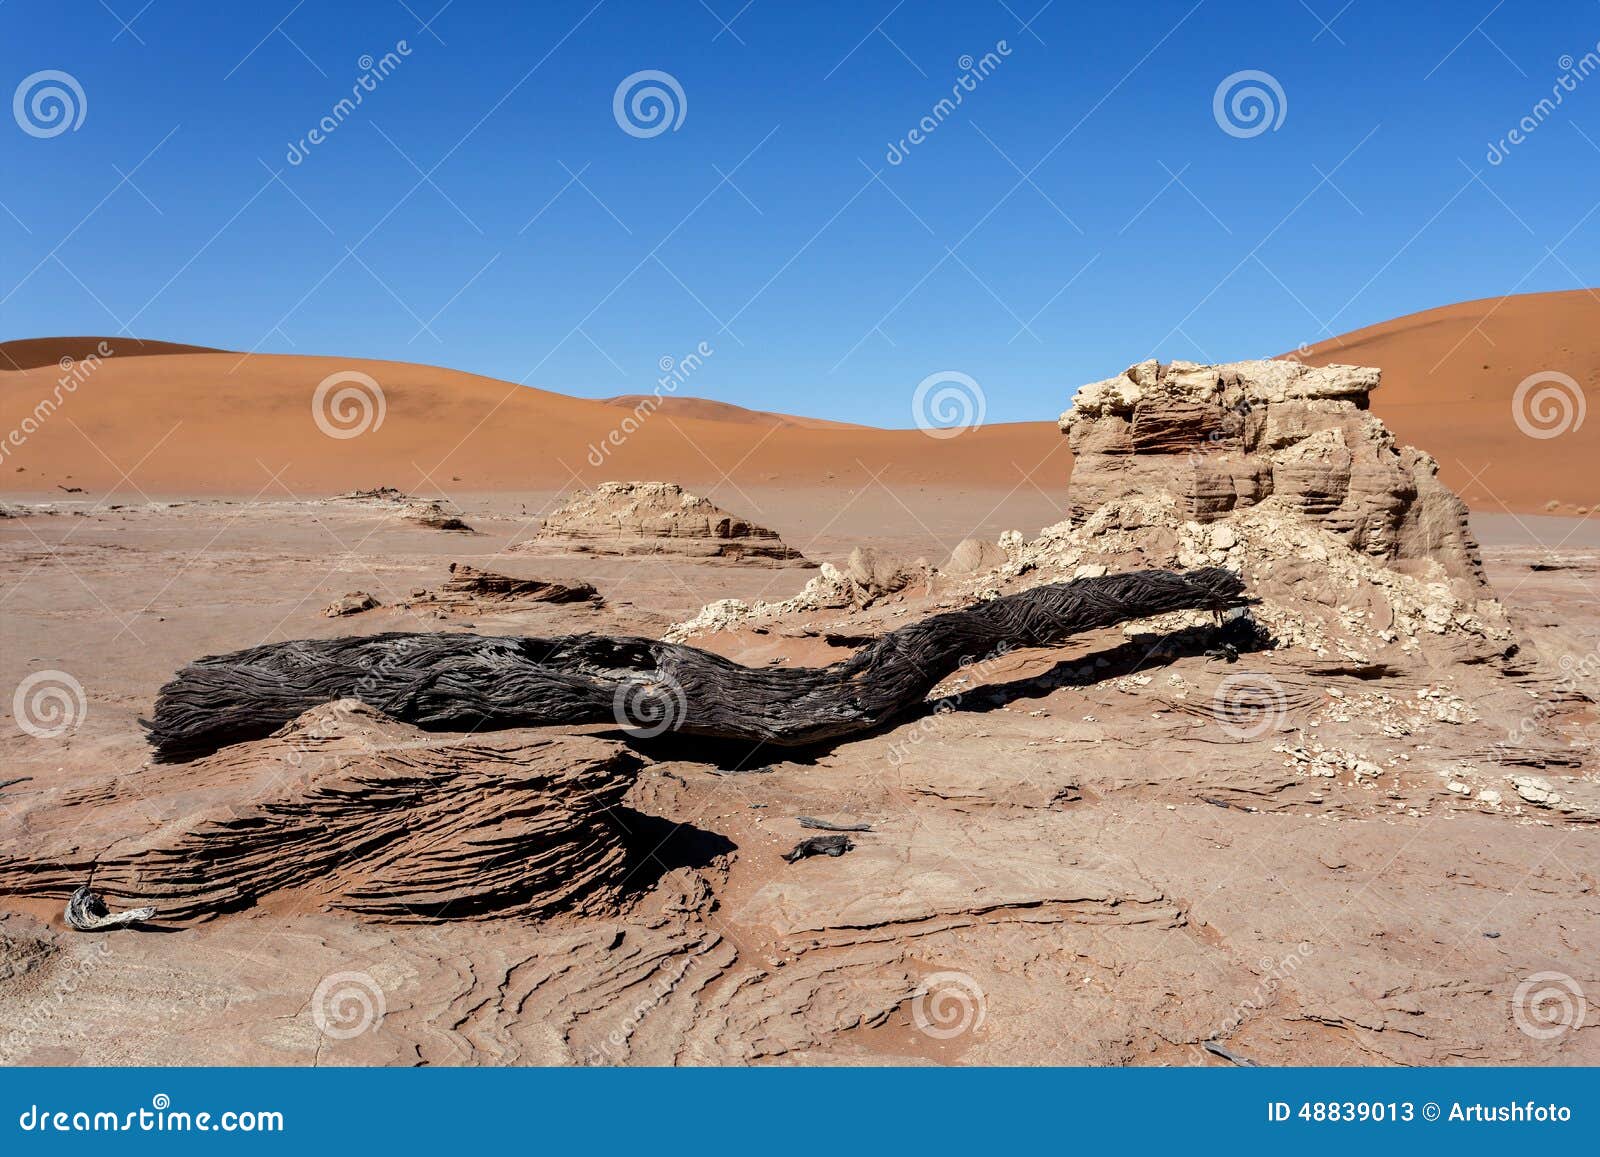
[1294,289,1599,515]
[1,289,1594,511]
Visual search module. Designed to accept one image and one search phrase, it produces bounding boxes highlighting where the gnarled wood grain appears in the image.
[144,567,1247,760]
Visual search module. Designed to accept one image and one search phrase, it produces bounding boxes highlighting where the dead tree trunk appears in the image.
[143,567,1246,760]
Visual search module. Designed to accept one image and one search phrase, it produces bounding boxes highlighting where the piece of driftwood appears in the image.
[783,834,854,862]
[797,816,872,832]
[1202,1040,1260,1067]
[143,568,1247,760]
[65,885,155,931]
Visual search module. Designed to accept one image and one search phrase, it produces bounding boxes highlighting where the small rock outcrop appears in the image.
[404,500,473,532]
[410,563,602,609]
[324,591,380,617]
[521,482,810,565]
[943,537,1010,576]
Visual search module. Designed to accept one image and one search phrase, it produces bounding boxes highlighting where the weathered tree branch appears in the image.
[143,567,1247,760]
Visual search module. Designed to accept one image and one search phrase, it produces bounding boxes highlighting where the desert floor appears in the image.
[1,487,1596,1065]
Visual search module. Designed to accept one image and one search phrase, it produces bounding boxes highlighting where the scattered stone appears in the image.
[1511,775,1561,805]
[324,591,380,617]
[782,834,854,862]
[404,501,473,531]
[943,537,1009,575]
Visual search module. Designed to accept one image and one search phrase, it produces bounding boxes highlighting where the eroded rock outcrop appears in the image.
[520,482,810,565]
[1061,359,1486,591]
[0,703,642,923]
[1028,359,1515,661]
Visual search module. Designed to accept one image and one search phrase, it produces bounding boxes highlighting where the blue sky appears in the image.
[3,0,1599,425]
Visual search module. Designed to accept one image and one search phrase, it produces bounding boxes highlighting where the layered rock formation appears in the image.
[413,563,601,609]
[521,482,810,565]
[0,703,641,923]
[1061,359,1486,592]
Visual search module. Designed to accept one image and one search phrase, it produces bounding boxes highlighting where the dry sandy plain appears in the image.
[0,292,1597,1066]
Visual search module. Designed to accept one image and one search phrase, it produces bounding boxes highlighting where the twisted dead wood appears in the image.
[143,567,1246,760]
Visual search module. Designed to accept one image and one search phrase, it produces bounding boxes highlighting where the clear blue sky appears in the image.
[3,0,1598,425]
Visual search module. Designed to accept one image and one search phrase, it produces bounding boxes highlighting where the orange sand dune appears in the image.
[600,394,865,430]
[1296,289,1599,515]
[0,336,220,372]
[0,344,1066,498]
[1,289,1595,511]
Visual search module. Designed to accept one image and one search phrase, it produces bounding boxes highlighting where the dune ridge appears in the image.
[2,289,1594,511]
